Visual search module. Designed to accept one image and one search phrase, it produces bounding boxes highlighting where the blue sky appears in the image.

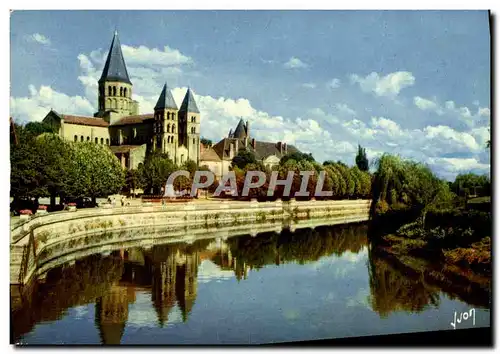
[10,10,491,180]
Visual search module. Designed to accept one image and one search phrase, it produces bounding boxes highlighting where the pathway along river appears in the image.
[11,222,491,345]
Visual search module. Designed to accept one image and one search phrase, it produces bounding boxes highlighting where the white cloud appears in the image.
[424,125,481,152]
[121,45,193,67]
[478,107,490,117]
[370,116,405,138]
[10,85,94,123]
[27,33,51,46]
[284,57,309,69]
[427,157,490,175]
[414,96,439,111]
[302,83,316,89]
[327,78,341,89]
[350,71,415,97]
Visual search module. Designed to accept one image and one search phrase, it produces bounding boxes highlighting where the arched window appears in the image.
[81,136,84,142]
[124,88,128,97]
[172,113,175,120]
[106,138,109,145]
[120,87,123,97]
[167,124,170,133]
[95,137,98,143]
[167,112,170,120]
[101,138,104,144]
[193,138,195,145]
[87,136,90,141]
[172,125,176,134]
[113,86,117,96]
[108,86,112,96]
[74,135,78,142]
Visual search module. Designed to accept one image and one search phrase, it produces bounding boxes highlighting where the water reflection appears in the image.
[368,247,491,318]
[11,222,491,344]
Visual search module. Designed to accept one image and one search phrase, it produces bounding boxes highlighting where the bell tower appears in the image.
[96,31,137,122]
[178,88,201,165]
[153,83,179,160]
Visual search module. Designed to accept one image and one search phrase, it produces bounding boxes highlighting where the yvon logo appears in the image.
[450,308,475,329]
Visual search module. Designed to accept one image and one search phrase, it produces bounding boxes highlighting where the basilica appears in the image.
[42,31,201,169]
[42,31,299,174]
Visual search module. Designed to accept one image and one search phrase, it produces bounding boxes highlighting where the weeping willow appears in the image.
[371,154,454,217]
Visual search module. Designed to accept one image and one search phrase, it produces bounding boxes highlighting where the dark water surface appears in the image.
[11,222,491,344]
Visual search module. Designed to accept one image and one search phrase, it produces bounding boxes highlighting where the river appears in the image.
[11,222,491,344]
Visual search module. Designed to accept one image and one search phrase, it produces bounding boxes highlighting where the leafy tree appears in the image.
[451,173,490,197]
[35,133,73,208]
[65,142,125,203]
[371,154,453,217]
[125,169,142,196]
[24,121,56,136]
[138,152,177,194]
[181,159,198,178]
[232,150,257,169]
[355,144,369,172]
[200,137,212,146]
[10,135,46,200]
[280,152,315,165]
[10,127,69,208]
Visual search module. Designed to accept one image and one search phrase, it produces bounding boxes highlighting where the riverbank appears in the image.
[374,207,492,276]
[10,199,371,285]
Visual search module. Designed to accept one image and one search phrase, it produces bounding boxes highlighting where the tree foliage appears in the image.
[279,151,315,165]
[200,137,212,146]
[231,150,257,169]
[371,154,455,216]
[138,152,177,194]
[65,142,125,200]
[451,173,490,197]
[355,144,369,172]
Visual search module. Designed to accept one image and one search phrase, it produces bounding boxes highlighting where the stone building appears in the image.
[42,31,201,169]
[200,118,301,179]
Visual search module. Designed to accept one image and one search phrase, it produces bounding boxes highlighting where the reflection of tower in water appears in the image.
[175,251,199,322]
[150,246,200,325]
[95,283,135,345]
[152,250,177,327]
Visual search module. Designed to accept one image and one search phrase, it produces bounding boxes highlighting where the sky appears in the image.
[10,10,491,180]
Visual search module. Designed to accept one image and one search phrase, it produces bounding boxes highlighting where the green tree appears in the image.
[138,152,177,194]
[200,137,212,146]
[125,169,142,196]
[280,152,315,165]
[371,154,453,216]
[355,144,369,172]
[232,150,257,169]
[24,121,56,136]
[181,159,198,178]
[35,133,73,208]
[65,142,125,203]
[452,173,490,197]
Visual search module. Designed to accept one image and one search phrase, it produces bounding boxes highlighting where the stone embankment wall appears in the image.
[10,199,371,285]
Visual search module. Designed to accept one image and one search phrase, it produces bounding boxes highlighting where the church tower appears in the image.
[153,83,179,160]
[96,31,138,123]
[178,88,201,164]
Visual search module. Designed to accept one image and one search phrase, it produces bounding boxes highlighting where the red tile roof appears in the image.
[61,115,109,127]
[111,114,154,126]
